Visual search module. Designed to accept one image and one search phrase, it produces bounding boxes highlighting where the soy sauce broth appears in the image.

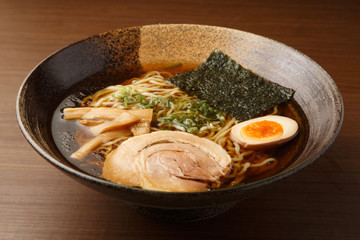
[51,65,309,187]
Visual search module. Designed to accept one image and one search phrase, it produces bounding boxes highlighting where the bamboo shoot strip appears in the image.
[71,130,132,160]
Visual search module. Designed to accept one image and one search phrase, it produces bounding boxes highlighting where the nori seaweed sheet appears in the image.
[167,49,295,121]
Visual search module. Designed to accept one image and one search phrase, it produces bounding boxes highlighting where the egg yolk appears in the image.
[240,120,284,141]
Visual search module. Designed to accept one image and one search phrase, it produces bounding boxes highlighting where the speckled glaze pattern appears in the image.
[16,24,343,221]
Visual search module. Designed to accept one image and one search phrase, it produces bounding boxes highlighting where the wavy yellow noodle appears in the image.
[82,71,277,187]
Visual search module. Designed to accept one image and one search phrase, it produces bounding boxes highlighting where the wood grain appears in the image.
[0,0,359,239]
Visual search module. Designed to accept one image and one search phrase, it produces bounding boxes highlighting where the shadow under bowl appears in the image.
[16,24,343,221]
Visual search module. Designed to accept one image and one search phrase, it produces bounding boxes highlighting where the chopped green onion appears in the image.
[163,62,183,70]
[111,86,226,133]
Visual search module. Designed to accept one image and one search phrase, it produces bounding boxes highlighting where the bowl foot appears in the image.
[127,202,237,222]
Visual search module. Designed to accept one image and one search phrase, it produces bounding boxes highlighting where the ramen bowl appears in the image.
[16,24,343,221]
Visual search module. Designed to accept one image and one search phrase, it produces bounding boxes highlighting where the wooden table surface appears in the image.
[1,0,359,239]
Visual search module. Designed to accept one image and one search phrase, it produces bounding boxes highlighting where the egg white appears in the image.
[230,115,299,150]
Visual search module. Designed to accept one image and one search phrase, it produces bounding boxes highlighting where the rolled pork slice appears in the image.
[102,131,232,192]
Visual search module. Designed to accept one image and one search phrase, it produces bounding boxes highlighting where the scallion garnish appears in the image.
[112,85,226,133]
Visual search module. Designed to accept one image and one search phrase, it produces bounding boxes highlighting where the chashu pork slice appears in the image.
[102,131,232,192]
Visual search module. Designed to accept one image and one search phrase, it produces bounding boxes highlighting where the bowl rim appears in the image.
[16,23,344,197]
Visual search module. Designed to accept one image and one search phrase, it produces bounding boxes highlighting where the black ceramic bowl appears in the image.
[16,24,343,221]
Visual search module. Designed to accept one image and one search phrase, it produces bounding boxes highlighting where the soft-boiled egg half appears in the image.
[230,115,299,150]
